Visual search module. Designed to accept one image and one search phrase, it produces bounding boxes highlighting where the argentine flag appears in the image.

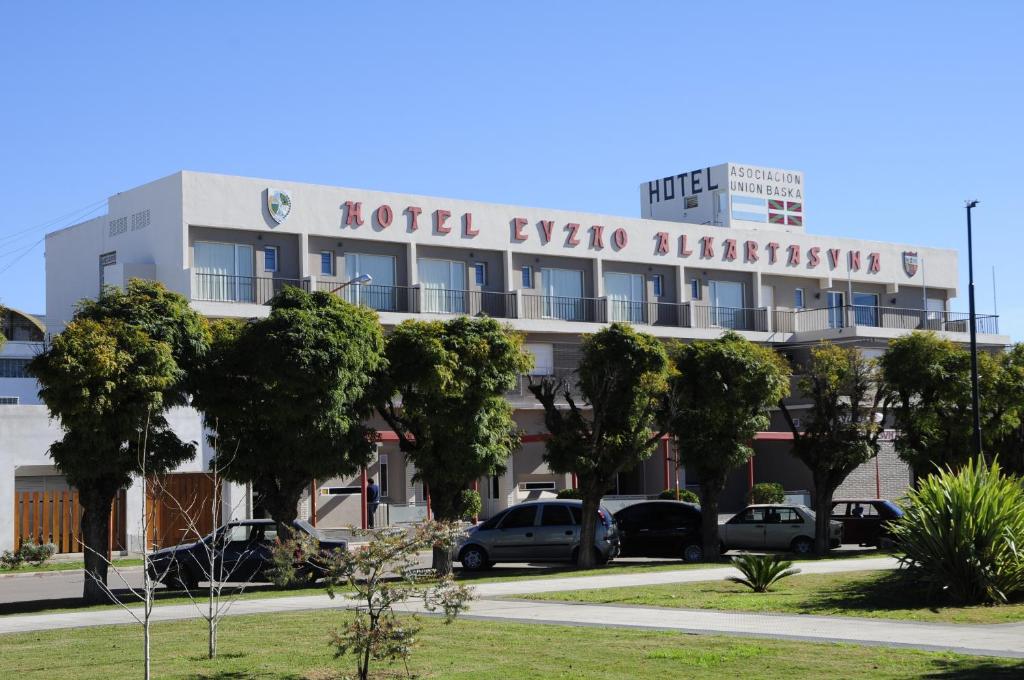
[731,195,768,223]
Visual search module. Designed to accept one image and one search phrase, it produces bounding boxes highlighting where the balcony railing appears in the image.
[521,295,603,323]
[792,305,999,335]
[193,273,309,305]
[190,277,1000,338]
[689,304,769,332]
[316,281,418,313]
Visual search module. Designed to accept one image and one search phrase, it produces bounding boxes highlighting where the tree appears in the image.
[987,344,1024,476]
[778,343,886,555]
[28,280,209,603]
[529,323,669,568]
[323,522,473,680]
[194,287,385,538]
[374,316,530,573]
[662,332,790,560]
[879,331,1010,476]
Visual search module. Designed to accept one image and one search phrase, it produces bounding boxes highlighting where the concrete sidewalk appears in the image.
[4,555,1021,659]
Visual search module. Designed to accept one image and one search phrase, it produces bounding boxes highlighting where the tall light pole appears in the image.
[965,200,982,457]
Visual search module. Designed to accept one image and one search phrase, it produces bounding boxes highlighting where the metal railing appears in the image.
[317,281,418,313]
[192,273,309,304]
[418,289,516,318]
[790,305,999,335]
[521,294,603,323]
[689,304,769,332]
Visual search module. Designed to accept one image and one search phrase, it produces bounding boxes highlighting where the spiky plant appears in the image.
[891,457,1024,605]
[728,554,801,592]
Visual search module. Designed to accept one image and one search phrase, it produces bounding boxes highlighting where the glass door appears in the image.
[418,258,466,313]
[194,242,254,302]
[347,253,397,311]
[826,292,845,328]
[604,272,645,323]
[852,292,879,326]
[709,280,744,329]
[542,268,584,320]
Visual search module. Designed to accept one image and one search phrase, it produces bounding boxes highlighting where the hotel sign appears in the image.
[335,199,887,276]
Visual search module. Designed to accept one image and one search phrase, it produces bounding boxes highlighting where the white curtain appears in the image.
[542,268,584,320]
[347,253,396,310]
[418,258,466,313]
[194,242,253,302]
[605,272,645,322]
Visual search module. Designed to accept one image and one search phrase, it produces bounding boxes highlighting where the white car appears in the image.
[719,504,842,555]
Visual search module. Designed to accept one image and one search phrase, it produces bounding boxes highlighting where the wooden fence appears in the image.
[146,473,218,549]
[12,489,127,554]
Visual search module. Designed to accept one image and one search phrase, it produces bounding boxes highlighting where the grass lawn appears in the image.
[0,558,144,575]
[526,569,1024,625]
[1,550,889,616]
[1,609,1022,679]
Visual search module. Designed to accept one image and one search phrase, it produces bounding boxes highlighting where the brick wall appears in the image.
[834,441,911,501]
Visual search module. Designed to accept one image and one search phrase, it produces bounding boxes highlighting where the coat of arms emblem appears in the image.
[267,188,292,224]
[903,251,919,277]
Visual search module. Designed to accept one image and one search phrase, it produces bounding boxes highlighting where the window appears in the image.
[767,508,803,523]
[714,191,727,224]
[320,251,334,276]
[0,359,31,378]
[690,279,701,301]
[709,280,744,328]
[651,274,664,298]
[520,481,557,491]
[418,258,467,313]
[541,505,574,526]
[569,506,583,525]
[264,246,278,273]
[474,262,488,286]
[226,525,251,543]
[541,268,585,320]
[0,397,18,405]
[491,475,500,499]
[521,266,533,288]
[498,505,537,529]
[734,508,767,524]
[378,453,389,496]
[194,242,254,302]
[853,292,879,327]
[826,291,845,329]
[684,195,699,210]
[794,288,805,309]
[347,253,397,311]
[99,251,117,289]
[525,343,554,376]
[604,272,645,323]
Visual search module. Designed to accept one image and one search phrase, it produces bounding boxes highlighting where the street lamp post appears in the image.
[329,273,372,295]
[965,200,982,457]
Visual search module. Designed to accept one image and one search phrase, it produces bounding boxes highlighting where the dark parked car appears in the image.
[147,518,346,590]
[457,500,620,570]
[831,499,903,547]
[614,501,704,562]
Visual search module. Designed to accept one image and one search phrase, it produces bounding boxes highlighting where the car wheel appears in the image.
[459,545,491,571]
[168,566,198,591]
[791,536,813,555]
[682,543,704,563]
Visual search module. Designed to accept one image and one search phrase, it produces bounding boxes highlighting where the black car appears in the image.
[830,499,903,548]
[613,501,704,562]
[147,519,346,590]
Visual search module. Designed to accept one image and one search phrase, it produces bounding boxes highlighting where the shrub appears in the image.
[727,554,800,592]
[891,457,1024,604]
[748,482,785,505]
[0,541,57,570]
[458,489,482,520]
[658,488,700,504]
[265,535,322,587]
[556,488,582,500]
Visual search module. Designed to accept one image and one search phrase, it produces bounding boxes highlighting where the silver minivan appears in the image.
[457,500,620,570]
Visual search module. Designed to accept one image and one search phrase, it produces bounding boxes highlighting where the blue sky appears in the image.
[1,2,1021,340]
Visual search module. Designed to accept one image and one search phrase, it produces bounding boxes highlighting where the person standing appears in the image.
[366,477,381,528]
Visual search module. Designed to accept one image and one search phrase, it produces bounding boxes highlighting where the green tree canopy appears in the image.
[375,317,530,522]
[28,280,209,602]
[530,323,669,567]
[779,343,886,555]
[878,331,1016,475]
[193,287,385,535]
[662,332,790,559]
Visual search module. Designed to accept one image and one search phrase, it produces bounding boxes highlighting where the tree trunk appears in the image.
[144,617,151,680]
[813,475,834,557]
[432,544,454,576]
[208,617,217,659]
[577,492,600,568]
[258,483,303,542]
[700,487,721,561]
[79,489,115,604]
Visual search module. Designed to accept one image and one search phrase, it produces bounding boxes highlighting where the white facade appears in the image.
[0,165,1006,552]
